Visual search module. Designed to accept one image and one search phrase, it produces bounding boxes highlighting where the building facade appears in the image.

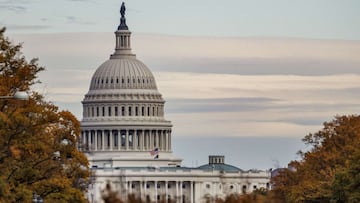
[80,3,270,203]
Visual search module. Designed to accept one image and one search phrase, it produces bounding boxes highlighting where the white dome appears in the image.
[89,58,157,90]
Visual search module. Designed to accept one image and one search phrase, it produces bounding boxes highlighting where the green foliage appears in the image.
[0,28,90,202]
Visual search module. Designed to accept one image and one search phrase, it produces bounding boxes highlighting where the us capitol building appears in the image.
[80,3,270,203]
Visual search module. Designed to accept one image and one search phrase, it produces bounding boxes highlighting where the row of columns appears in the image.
[125,180,194,203]
[84,104,164,118]
[81,129,171,152]
[116,34,131,49]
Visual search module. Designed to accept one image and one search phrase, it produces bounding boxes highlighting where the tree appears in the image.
[0,28,90,202]
[271,115,360,202]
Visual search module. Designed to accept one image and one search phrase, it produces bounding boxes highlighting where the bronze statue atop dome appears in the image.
[120,2,126,18]
[118,2,128,30]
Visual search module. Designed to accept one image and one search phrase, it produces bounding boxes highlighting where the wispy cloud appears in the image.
[9,32,360,139]
[0,0,29,12]
[4,24,50,31]
[65,16,95,25]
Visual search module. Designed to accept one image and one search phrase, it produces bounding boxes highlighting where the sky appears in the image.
[1,0,360,169]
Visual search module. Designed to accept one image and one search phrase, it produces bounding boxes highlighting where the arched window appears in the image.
[108,106,112,116]
[128,106,132,116]
[114,106,118,116]
[135,106,138,116]
[121,106,125,116]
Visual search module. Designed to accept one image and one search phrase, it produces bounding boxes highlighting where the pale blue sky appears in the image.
[2,1,360,169]
[1,0,360,39]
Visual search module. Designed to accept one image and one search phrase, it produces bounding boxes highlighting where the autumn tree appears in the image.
[0,28,90,202]
[271,115,360,203]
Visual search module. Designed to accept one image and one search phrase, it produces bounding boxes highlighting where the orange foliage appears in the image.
[0,28,90,202]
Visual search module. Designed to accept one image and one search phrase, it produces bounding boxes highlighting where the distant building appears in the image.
[79,3,270,203]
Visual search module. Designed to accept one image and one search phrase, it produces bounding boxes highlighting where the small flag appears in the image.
[150,148,159,156]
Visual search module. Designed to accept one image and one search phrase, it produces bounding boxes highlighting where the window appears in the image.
[96,107,99,117]
[108,106,112,116]
[253,185,257,189]
[91,107,94,117]
[114,107,118,116]
[121,106,125,116]
[102,107,105,116]
[230,185,234,189]
[141,106,145,116]
[114,132,118,147]
[147,106,150,116]
[135,106,138,116]
[242,185,247,194]
[128,106,132,116]
[146,184,150,189]
[206,184,210,189]
[131,184,135,189]
[157,183,161,188]
[106,131,110,148]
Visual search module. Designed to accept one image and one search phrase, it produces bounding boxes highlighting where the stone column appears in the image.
[94,130,98,151]
[161,130,165,150]
[190,181,193,203]
[165,181,168,203]
[101,130,105,151]
[86,131,90,150]
[155,181,158,203]
[149,130,153,150]
[165,130,168,151]
[134,130,138,150]
[179,181,183,203]
[109,130,113,150]
[175,181,179,203]
[141,130,145,151]
[117,130,121,150]
[169,131,172,151]
[140,181,143,201]
[144,181,147,201]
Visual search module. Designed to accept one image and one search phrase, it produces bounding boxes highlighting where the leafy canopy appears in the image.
[0,28,90,203]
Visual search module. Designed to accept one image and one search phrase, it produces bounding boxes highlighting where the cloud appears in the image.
[0,0,29,12]
[65,16,96,25]
[7,32,360,141]
[4,24,51,31]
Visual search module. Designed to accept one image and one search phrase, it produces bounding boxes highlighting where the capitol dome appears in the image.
[89,58,157,90]
[80,4,181,167]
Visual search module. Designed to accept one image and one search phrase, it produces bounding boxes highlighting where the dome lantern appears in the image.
[111,2,134,59]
